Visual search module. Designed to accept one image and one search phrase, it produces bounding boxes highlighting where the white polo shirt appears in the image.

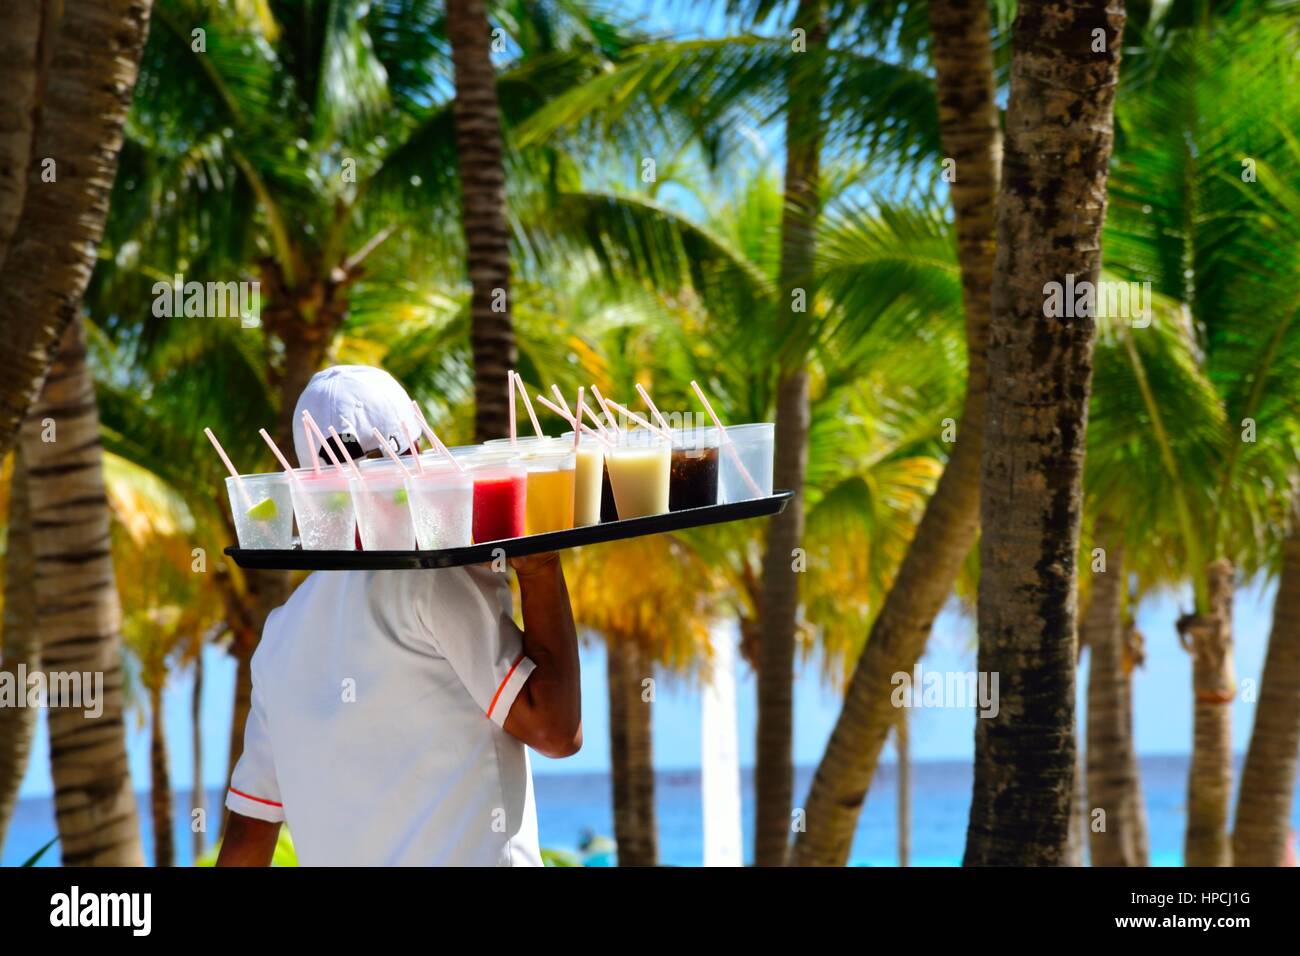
[225,566,541,866]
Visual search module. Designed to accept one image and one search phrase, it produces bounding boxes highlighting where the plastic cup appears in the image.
[349,471,416,550]
[227,474,294,550]
[404,466,473,550]
[606,432,671,519]
[290,470,356,550]
[669,427,720,511]
[469,461,527,542]
[561,432,605,527]
[515,446,576,535]
[718,423,774,503]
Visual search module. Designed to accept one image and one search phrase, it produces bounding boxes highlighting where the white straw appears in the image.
[411,401,464,472]
[303,411,346,475]
[204,428,252,507]
[400,420,425,475]
[329,426,364,481]
[508,369,517,445]
[590,384,619,431]
[372,428,412,478]
[604,399,675,445]
[512,371,544,438]
[258,428,300,480]
[573,387,585,451]
[636,383,673,435]
[690,379,762,497]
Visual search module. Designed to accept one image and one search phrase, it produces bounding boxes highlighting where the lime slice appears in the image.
[393,488,409,506]
[246,497,278,522]
[326,492,350,511]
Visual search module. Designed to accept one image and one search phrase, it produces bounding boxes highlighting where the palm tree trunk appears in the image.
[964,0,1126,867]
[0,0,46,263]
[0,445,39,851]
[446,0,516,442]
[19,317,143,865]
[1064,729,1087,866]
[607,640,658,866]
[149,681,174,867]
[753,0,825,869]
[1085,536,1148,865]
[1233,506,1300,865]
[896,711,910,867]
[790,0,1000,867]
[0,0,151,458]
[1180,559,1234,866]
[191,649,205,862]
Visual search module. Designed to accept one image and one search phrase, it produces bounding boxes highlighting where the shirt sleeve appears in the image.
[421,565,536,728]
[225,678,285,823]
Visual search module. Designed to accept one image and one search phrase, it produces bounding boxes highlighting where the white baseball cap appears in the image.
[291,365,423,468]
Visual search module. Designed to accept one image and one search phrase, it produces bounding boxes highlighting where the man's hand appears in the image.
[502,552,583,758]
[215,812,281,866]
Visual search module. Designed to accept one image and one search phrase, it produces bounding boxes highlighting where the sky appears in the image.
[15,573,1280,799]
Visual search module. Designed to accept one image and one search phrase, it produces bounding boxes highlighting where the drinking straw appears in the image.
[690,379,763,497]
[328,426,364,481]
[635,383,673,434]
[589,383,619,431]
[204,427,252,508]
[534,393,615,449]
[508,369,517,445]
[410,401,465,472]
[372,428,412,478]
[551,384,574,421]
[573,387,586,451]
[302,410,346,474]
[603,399,675,445]
[400,420,426,475]
[258,428,301,481]
[512,370,544,438]
[581,399,611,437]
[298,416,321,477]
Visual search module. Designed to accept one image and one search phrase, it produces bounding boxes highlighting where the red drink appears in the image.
[472,472,526,542]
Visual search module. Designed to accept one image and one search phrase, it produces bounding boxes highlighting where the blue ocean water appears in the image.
[4,755,1296,866]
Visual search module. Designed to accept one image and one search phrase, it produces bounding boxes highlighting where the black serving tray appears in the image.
[224,491,793,571]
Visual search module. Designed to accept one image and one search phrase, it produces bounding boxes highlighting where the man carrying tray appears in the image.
[217,366,581,866]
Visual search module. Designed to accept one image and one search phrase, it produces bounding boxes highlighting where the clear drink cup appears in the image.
[560,432,604,527]
[606,430,671,519]
[349,470,416,550]
[514,445,576,535]
[404,466,474,549]
[718,423,774,503]
[227,473,294,550]
[468,460,527,542]
[289,469,356,550]
[668,426,720,510]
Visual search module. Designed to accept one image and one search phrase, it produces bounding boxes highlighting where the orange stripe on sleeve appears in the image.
[487,653,527,721]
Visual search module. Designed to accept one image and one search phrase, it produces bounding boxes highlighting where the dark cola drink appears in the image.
[669,444,719,511]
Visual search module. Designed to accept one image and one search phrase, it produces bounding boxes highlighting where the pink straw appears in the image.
[400,420,426,475]
[512,371,544,438]
[604,399,675,444]
[204,427,252,507]
[573,387,585,451]
[551,384,574,421]
[302,411,346,475]
[328,426,364,481]
[535,393,614,449]
[690,379,762,497]
[590,384,619,431]
[372,428,412,478]
[258,428,300,481]
[298,416,320,476]
[508,369,517,445]
[636,383,673,435]
[411,401,465,472]
[581,400,611,436]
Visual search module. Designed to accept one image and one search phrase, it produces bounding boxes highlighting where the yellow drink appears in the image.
[525,464,575,534]
[573,443,604,526]
[607,441,670,518]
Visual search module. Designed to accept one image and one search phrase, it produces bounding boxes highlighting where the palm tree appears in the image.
[18,317,144,865]
[447,0,515,441]
[964,0,1126,866]
[0,0,152,458]
[789,0,1003,867]
[0,448,38,850]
